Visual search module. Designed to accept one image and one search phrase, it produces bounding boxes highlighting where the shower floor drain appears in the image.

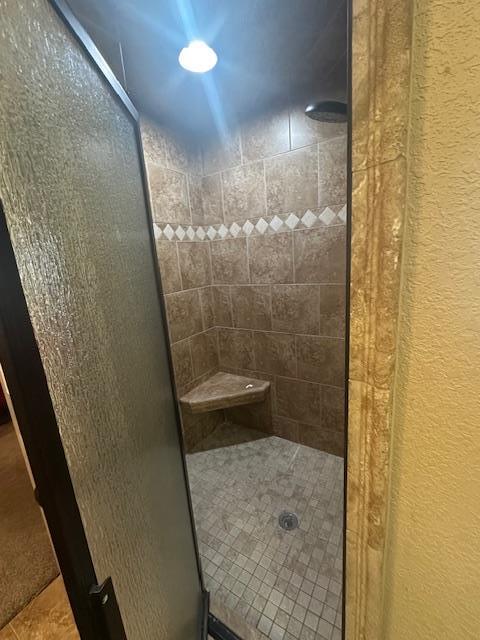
[278,511,299,531]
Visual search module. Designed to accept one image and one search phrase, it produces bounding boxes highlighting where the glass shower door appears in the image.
[0,1,204,638]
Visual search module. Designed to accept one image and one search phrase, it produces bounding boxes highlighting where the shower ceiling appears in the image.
[68,0,347,138]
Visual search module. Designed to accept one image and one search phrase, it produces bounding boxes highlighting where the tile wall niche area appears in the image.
[141,107,347,455]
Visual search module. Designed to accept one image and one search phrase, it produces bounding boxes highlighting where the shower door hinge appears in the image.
[89,577,127,640]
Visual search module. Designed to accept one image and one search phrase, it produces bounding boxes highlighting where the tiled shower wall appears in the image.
[140,119,223,450]
[141,108,347,455]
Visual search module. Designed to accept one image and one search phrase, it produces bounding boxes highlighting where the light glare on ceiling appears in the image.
[178,40,218,73]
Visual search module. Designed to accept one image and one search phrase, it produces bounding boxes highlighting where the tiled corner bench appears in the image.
[180,371,270,414]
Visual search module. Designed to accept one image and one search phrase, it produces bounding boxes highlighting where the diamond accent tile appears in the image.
[243,220,254,236]
[255,218,269,234]
[218,224,229,239]
[163,224,175,241]
[301,210,317,228]
[319,207,336,226]
[230,222,241,237]
[155,204,345,240]
[175,225,186,240]
[285,213,300,229]
[270,216,284,232]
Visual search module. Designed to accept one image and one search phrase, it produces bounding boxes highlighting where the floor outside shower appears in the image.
[187,423,343,640]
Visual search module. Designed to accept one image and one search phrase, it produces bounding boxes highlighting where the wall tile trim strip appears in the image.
[154,205,347,242]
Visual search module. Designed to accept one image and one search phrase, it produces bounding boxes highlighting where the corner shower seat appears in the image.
[179,371,270,414]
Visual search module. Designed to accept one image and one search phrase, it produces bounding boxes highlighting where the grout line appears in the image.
[171,326,217,347]
[165,283,211,296]
[291,231,296,284]
[207,240,214,290]
[187,336,195,380]
[288,108,292,150]
[317,142,321,208]
[174,241,183,290]
[319,283,323,336]
[213,325,345,341]
[200,138,347,179]
[238,126,245,166]
[268,284,273,332]
[262,158,269,217]
[294,333,299,378]
[219,169,226,225]
[228,285,234,327]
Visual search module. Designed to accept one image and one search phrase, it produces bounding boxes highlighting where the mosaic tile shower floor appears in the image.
[187,424,344,640]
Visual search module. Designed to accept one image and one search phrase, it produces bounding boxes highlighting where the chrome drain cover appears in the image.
[278,511,299,531]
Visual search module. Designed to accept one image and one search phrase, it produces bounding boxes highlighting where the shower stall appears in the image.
[0,1,348,639]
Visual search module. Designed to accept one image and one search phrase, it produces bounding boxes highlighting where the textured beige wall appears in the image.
[383,1,480,638]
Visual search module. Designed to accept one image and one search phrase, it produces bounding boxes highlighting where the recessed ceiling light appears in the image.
[178,40,218,73]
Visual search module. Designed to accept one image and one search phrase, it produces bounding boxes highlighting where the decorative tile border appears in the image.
[154,205,346,242]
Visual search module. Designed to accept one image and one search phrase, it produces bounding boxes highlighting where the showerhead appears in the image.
[305,100,347,123]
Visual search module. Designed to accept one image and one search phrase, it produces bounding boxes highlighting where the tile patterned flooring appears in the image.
[187,423,344,640]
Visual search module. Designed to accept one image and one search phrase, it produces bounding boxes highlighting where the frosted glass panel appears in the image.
[0,1,202,639]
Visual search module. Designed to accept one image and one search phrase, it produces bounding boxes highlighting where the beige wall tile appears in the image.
[294,226,346,284]
[165,289,203,342]
[222,162,266,222]
[298,424,343,456]
[290,106,347,150]
[271,284,320,334]
[241,110,290,162]
[147,164,190,224]
[323,385,345,433]
[212,285,233,327]
[320,285,346,337]
[199,286,215,330]
[202,132,242,174]
[190,329,218,378]
[201,174,224,224]
[218,328,255,370]
[211,238,249,284]
[155,240,181,293]
[265,145,318,215]
[171,340,193,388]
[188,174,223,225]
[271,415,299,442]
[187,174,203,224]
[296,335,345,387]
[177,242,212,289]
[275,376,322,425]
[248,233,294,284]
[231,285,271,330]
[318,136,347,206]
[141,117,199,174]
[181,408,223,452]
[162,130,196,174]
[140,117,166,166]
[225,396,273,434]
[253,331,296,377]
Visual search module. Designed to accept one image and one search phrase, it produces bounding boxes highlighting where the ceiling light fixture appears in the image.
[178,40,218,73]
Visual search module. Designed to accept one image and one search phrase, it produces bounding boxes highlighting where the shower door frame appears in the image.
[0,0,210,637]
